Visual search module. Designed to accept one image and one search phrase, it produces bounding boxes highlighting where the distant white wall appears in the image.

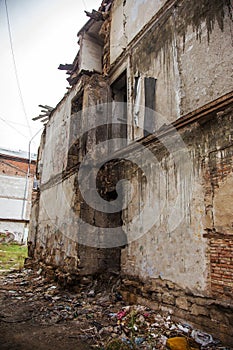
[0,175,26,220]
[0,198,24,220]
[0,175,26,199]
[0,174,33,221]
[0,173,33,243]
[0,221,28,244]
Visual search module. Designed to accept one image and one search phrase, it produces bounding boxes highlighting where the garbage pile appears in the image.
[0,268,230,350]
[103,306,219,349]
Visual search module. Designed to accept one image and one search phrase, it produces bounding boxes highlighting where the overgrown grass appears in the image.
[0,243,27,271]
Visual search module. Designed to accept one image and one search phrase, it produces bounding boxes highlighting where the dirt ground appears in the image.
[0,268,229,350]
[0,270,96,350]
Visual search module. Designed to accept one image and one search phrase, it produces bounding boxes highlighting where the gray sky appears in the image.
[0,0,100,154]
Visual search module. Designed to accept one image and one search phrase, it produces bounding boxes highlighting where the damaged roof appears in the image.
[58,0,113,86]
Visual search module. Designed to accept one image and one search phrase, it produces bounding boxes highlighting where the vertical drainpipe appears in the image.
[21,148,30,244]
[21,129,43,239]
[21,153,31,220]
[21,141,31,221]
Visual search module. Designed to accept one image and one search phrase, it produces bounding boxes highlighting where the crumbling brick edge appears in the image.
[120,275,233,346]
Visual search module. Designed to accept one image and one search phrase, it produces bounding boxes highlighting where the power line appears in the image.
[2,119,28,127]
[0,117,41,148]
[0,116,28,139]
[4,0,32,138]
[82,0,88,11]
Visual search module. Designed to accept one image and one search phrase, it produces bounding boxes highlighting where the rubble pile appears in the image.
[0,269,230,350]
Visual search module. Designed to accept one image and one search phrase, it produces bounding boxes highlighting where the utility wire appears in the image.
[4,0,32,138]
[82,0,88,11]
[0,116,28,139]
[0,117,43,150]
[2,119,28,127]
[0,117,40,149]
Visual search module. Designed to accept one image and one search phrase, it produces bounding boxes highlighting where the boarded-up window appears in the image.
[134,76,142,128]
[71,92,83,114]
[144,77,156,137]
[67,92,84,170]
[111,70,127,141]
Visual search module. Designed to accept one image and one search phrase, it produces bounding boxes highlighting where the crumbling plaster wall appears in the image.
[40,94,73,185]
[121,148,207,293]
[110,0,167,64]
[79,32,103,73]
[29,75,123,278]
[29,77,87,273]
[120,106,233,344]
[121,109,233,295]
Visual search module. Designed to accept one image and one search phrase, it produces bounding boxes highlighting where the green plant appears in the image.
[0,243,27,271]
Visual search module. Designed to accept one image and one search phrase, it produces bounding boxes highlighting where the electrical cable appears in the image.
[0,116,28,139]
[82,0,87,11]
[2,119,28,127]
[4,0,32,138]
[0,117,42,150]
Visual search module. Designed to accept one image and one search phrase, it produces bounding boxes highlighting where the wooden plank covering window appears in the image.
[144,77,156,136]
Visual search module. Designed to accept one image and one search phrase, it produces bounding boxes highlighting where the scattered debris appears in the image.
[58,63,74,71]
[191,330,214,347]
[32,104,54,123]
[0,269,229,349]
[84,9,104,21]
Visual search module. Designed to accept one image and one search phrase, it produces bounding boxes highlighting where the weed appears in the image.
[0,243,27,271]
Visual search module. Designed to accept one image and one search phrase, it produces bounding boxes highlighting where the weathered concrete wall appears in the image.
[120,103,233,344]
[110,0,167,64]
[29,75,122,279]
[28,196,39,258]
[111,0,233,137]
[122,104,233,291]
[79,33,103,74]
[40,101,71,185]
[121,155,207,292]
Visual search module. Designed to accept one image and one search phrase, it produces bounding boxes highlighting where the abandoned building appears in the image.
[28,0,233,344]
[0,148,36,244]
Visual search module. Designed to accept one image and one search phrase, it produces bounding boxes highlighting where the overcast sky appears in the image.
[0,0,100,154]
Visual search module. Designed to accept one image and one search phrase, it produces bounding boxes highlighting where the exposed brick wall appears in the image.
[0,157,36,177]
[200,109,233,300]
[210,238,233,297]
